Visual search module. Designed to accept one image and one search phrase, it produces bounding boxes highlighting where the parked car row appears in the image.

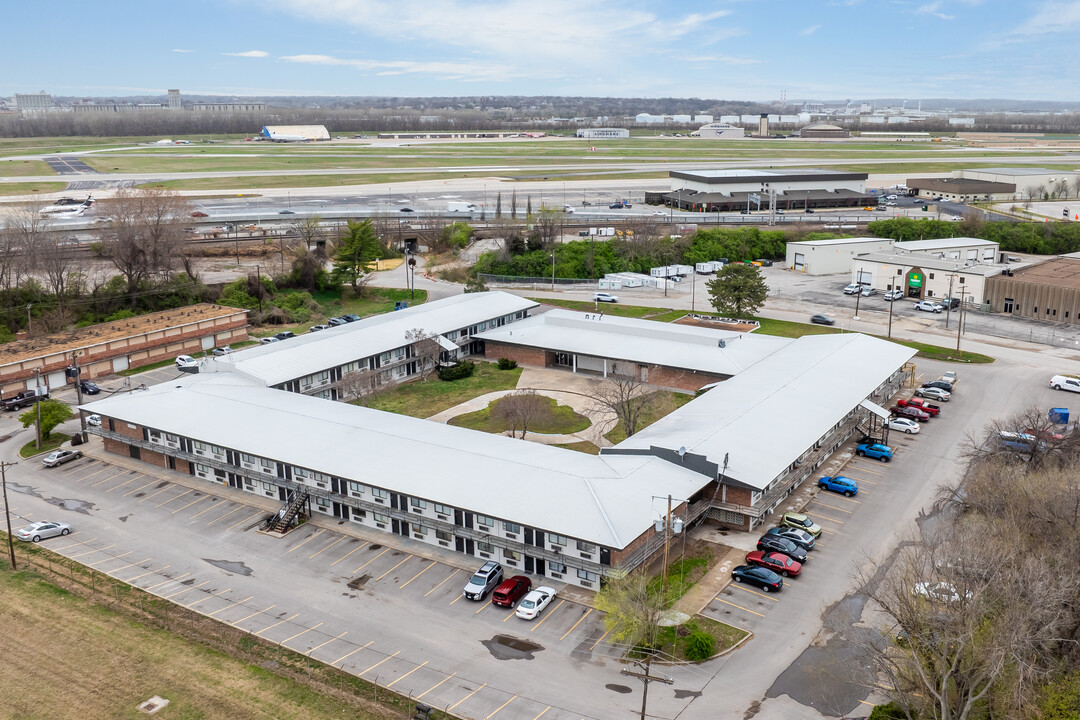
[461,561,559,620]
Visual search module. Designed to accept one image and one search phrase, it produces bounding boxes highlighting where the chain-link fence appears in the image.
[963,305,1080,350]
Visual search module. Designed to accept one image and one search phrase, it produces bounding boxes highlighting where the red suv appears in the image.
[492,575,532,608]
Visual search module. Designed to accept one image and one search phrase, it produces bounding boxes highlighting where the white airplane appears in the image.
[42,196,93,215]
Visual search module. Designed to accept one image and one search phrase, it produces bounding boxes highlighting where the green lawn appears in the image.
[448,395,590,435]
[604,391,696,444]
[649,552,712,605]
[652,616,749,662]
[248,287,428,338]
[0,181,68,196]
[530,297,688,322]
[19,433,70,458]
[365,362,523,418]
[0,159,56,177]
[554,440,601,454]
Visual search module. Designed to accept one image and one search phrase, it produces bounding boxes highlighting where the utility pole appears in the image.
[550,253,555,291]
[2,460,18,570]
[945,273,956,329]
[621,655,673,720]
[662,494,672,600]
[853,281,863,321]
[34,369,42,450]
[887,291,895,339]
[956,286,969,353]
[255,264,263,314]
[72,351,86,443]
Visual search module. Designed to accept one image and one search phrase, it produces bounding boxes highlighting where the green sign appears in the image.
[908,272,923,288]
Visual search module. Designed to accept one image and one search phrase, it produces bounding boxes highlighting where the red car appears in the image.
[891,405,929,422]
[491,575,532,607]
[1025,427,1065,442]
[745,550,802,577]
[897,397,940,416]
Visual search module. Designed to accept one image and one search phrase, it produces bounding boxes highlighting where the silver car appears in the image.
[16,521,71,542]
[42,449,83,467]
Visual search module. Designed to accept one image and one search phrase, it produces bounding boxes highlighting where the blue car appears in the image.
[731,564,784,593]
[818,475,859,497]
[856,442,893,462]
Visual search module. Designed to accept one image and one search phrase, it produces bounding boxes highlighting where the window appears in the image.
[550,534,568,546]
[411,498,428,509]
[476,514,494,529]
[262,481,274,492]
[433,503,452,516]
[577,569,597,582]
[412,524,427,536]
[959,276,965,284]
[503,522,520,534]
[549,561,566,574]
[241,452,257,465]
[371,487,389,499]
[897,269,903,275]
[476,540,494,553]
[436,530,452,542]
[504,549,520,561]
[350,507,366,520]
[373,512,389,524]
[576,540,596,554]
[348,481,364,495]
[928,273,935,280]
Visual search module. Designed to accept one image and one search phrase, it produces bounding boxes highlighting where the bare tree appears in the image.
[594,569,666,649]
[588,374,654,438]
[493,390,554,439]
[958,404,1080,471]
[1055,179,1070,200]
[1023,186,1039,208]
[495,191,502,219]
[533,208,564,250]
[1072,175,1080,200]
[30,232,78,313]
[404,328,442,379]
[334,367,387,406]
[412,213,451,253]
[289,216,324,250]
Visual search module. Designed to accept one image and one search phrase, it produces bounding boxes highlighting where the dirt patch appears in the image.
[674,314,759,333]
[348,574,371,591]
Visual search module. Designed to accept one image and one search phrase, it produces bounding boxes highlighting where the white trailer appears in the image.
[670,264,694,276]
[447,201,477,213]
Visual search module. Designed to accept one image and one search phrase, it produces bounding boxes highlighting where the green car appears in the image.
[780,512,822,538]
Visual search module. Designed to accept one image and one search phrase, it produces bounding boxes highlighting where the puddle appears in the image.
[368,544,382,551]
[44,497,95,515]
[606,684,632,694]
[181,578,195,585]
[348,574,370,590]
[204,559,253,576]
[7,483,42,498]
[674,689,702,699]
[119,515,130,523]
[481,634,543,660]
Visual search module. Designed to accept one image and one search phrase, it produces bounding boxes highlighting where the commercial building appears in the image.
[15,91,52,113]
[906,168,1080,202]
[83,292,914,587]
[798,123,850,139]
[576,128,629,139]
[695,123,745,139]
[905,177,1015,202]
[661,169,874,212]
[786,237,896,275]
[983,257,1080,324]
[193,102,267,113]
[0,304,248,397]
[961,168,1080,194]
[260,125,331,141]
[851,252,1003,303]
[167,89,181,110]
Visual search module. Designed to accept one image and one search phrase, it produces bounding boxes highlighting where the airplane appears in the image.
[42,196,94,215]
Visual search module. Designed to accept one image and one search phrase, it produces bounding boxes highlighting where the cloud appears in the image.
[916,1,954,19]
[171,49,193,53]
[279,53,520,82]
[223,50,270,58]
[673,53,760,66]
[1011,1,1080,35]
[800,24,822,36]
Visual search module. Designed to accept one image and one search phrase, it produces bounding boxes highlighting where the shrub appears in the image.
[438,361,476,381]
[868,702,910,720]
[683,630,716,661]
[497,358,518,370]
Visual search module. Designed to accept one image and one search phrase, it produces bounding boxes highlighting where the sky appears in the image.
[2,0,1079,102]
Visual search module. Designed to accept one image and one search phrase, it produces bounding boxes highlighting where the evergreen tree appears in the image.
[332,220,380,294]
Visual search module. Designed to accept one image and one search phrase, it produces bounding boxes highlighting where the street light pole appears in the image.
[550,253,555,291]
[1,461,18,570]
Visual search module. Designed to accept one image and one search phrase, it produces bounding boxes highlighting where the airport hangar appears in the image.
[83,292,914,589]
[648,169,877,212]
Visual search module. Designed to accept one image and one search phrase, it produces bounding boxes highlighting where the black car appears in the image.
[810,314,835,326]
[764,526,816,551]
[342,314,361,323]
[275,331,296,341]
[609,203,624,209]
[328,317,347,326]
[922,380,954,392]
[804,208,815,213]
[756,534,808,564]
[731,565,783,592]
[78,380,100,395]
[399,207,415,213]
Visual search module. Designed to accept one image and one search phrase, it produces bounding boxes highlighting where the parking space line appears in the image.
[730,583,780,602]
[226,511,261,532]
[74,466,111,482]
[138,485,175,503]
[172,495,208,514]
[353,547,390,575]
[332,640,372,666]
[530,707,550,720]
[502,609,517,622]
[308,536,344,559]
[844,475,878,486]
[560,608,594,640]
[255,612,299,636]
[127,564,169,582]
[279,622,323,647]
[449,683,487,712]
[91,470,127,488]
[186,587,232,608]
[305,631,348,657]
[105,475,144,492]
[88,550,131,568]
[155,488,193,509]
[804,510,845,524]
[425,568,460,597]
[449,594,464,606]
[475,601,491,615]
[375,555,412,582]
[713,596,765,618]
[107,557,151,574]
[208,596,253,617]
[206,505,245,525]
[850,464,887,476]
[165,580,209,599]
[123,479,159,497]
[830,493,864,503]
[418,672,456,699]
[329,542,367,566]
[400,561,435,589]
[387,660,427,688]
[812,501,853,514]
[360,650,399,676]
[187,500,223,520]
[487,694,518,719]
[68,543,115,559]
[531,599,565,631]
[589,630,610,652]
[287,529,324,554]
[230,604,274,627]
[53,536,96,552]
[145,572,189,590]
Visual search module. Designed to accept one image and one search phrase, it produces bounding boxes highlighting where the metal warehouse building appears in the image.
[785,237,896,275]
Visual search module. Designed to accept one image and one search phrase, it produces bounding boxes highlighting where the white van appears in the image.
[1049,375,1080,393]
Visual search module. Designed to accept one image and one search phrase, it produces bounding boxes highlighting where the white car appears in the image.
[843,283,861,295]
[516,586,557,620]
[915,386,951,402]
[888,417,921,434]
[1049,375,1080,393]
[86,414,102,427]
[43,449,82,467]
[593,292,619,303]
[651,210,666,216]
[884,289,904,301]
[175,355,199,369]
[16,521,71,542]
[914,301,943,313]
[940,371,958,386]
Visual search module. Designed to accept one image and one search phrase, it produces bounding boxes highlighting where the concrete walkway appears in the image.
[424,366,619,448]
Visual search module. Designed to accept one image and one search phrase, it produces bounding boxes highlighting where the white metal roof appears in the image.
[212,292,537,386]
[611,333,916,491]
[786,237,893,248]
[82,380,704,549]
[856,252,1006,276]
[475,310,792,377]
[894,238,998,251]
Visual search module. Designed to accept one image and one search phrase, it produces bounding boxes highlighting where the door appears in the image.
[277,486,287,501]
[535,558,545,576]
[227,473,241,489]
[524,556,535,573]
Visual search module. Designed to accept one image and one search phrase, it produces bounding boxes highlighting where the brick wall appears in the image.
[103,437,128,456]
[484,342,551,367]
[724,485,753,506]
[140,447,168,469]
[646,366,727,392]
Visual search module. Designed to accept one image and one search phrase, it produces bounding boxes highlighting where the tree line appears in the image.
[868,217,1080,255]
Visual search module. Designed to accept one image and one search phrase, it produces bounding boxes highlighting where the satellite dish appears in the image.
[678,446,687,457]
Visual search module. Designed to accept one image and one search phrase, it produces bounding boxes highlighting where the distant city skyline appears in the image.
[3,0,1079,101]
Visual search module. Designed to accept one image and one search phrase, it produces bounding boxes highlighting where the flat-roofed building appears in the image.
[786,237,896,275]
[576,128,629,139]
[905,177,1015,202]
[663,169,873,212]
[984,257,1080,324]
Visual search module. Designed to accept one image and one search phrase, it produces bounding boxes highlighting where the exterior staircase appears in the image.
[264,489,309,534]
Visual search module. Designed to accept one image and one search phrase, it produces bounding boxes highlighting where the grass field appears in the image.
[0,568,396,720]
[365,362,523,418]
[448,395,591,435]
[19,432,70,458]
[0,181,69,195]
[0,159,57,176]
